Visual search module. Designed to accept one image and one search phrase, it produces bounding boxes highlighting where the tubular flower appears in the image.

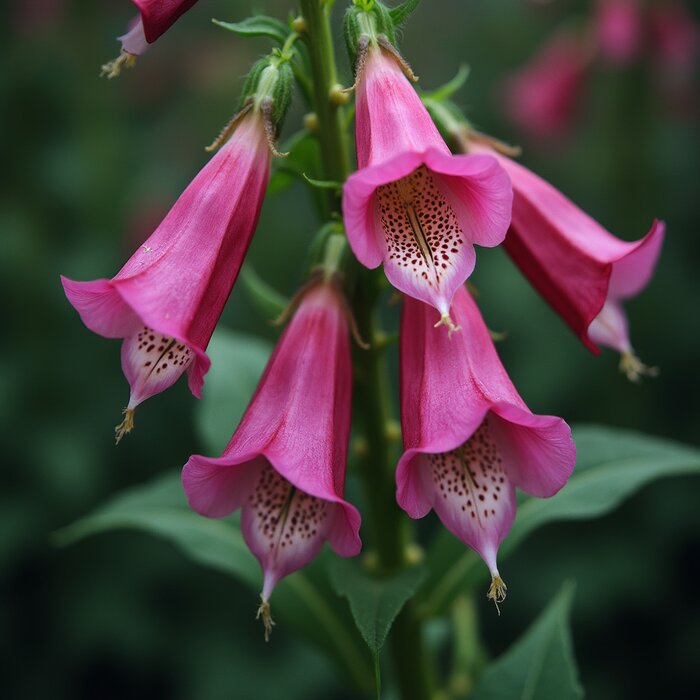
[102,0,199,78]
[342,46,512,331]
[501,28,592,141]
[595,0,643,66]
[396,287,576,606]
[61,109,271,439]
[182,281,362,637]
[466,138,664,380]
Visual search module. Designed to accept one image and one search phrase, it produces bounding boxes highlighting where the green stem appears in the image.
[299,3,432,698]
[300,0,350,206]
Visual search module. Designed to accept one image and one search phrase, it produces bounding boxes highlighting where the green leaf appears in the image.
[388,0,423,28]
[330,558,427,654]
[55,471,375,696]
[423,64,470,101]
[268,131,321,195]
[470,582,583,700]
[213,16,289,45]
[194,328,272,454]
[239,265,289,320]
[421,426,700,616]
[302,173,343,191]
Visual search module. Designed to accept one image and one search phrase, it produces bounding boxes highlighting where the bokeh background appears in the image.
[2,0,699,698]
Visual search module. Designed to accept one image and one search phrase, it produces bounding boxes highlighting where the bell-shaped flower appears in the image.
[501,27,591,141]
[342,46,512,331]
[102,1,199,78]
[595,0,643,66]
[466,138,664,380]
[396,286,576,605]
[182,280,362,636]
[61,109,271,439]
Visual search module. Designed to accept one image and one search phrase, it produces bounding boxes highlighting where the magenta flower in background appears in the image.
[467,139,664,379]
[595,0,643,66]
[397,286,576,603]
[121,0,199,56]
[182,281,361,632]
[502,28,591,140]
[343,46,512,331]
[62,110,271,438]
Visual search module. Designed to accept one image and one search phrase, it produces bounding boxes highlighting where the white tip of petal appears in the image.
[487,574,507,615]
[256,595,275,642]
[619,350,659,383]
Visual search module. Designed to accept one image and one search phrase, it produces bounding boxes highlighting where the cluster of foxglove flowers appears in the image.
[63,0,665,631]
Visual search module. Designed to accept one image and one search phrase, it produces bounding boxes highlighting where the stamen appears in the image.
[100,52,137,79]
[619,351,659,383]
[115,407,135,445]
[487,574,507,615]
[434,312,461,336]
[256,596,275,642]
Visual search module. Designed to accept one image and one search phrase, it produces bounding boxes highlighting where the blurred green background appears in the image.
[1,0,699,698]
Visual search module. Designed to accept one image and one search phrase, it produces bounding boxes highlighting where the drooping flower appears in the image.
[501,27,592,140]
[102,0,199,78]
[595,0,643,66]
[182,280,362,636]
[465,137,664,380]
[396,286,576,605]
[342,45,512,331]
[62,108,271,439]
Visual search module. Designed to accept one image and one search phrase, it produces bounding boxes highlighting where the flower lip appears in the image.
[184,449,362,558]
[61,274,211,398]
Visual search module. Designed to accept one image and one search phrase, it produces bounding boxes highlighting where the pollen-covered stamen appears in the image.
[242,463,331,630]
[427,419,513,606]
[122,326,194,408]
[377,166,464,291]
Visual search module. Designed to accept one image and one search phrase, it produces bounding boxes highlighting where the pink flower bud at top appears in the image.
[343,46,512,331]
[397,287,576,607]
[182,281,362,635]
[465,137,664,380]
[61,108,272,440]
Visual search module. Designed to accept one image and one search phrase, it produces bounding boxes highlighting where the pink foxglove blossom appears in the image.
[396,286,575,604]
[103,1,199,77]
[62,110,271,438]
[595,0,643,66]
[343,46,512,331]
[502,28,591,140]
[467,139,664,380]
[182,281,361,634]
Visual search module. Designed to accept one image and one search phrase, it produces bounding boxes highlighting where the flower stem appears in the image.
[299,3,432,698]
[299,0,351,207]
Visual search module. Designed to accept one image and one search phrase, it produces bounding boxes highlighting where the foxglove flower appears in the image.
[343,46,512,331]
[397,287,576,604]
[62,109,271,439]
[102,0,199,78]
[595,0,643,66]
[466,138,664,380]
[182,281,362,636]
[502,28,591,140]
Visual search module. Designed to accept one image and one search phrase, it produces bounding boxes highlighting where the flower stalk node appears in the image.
[114,408,135,445]
[487,575,507,616]
[100,52,137,80]
[619,351,659,383]
[256,597,275,642]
